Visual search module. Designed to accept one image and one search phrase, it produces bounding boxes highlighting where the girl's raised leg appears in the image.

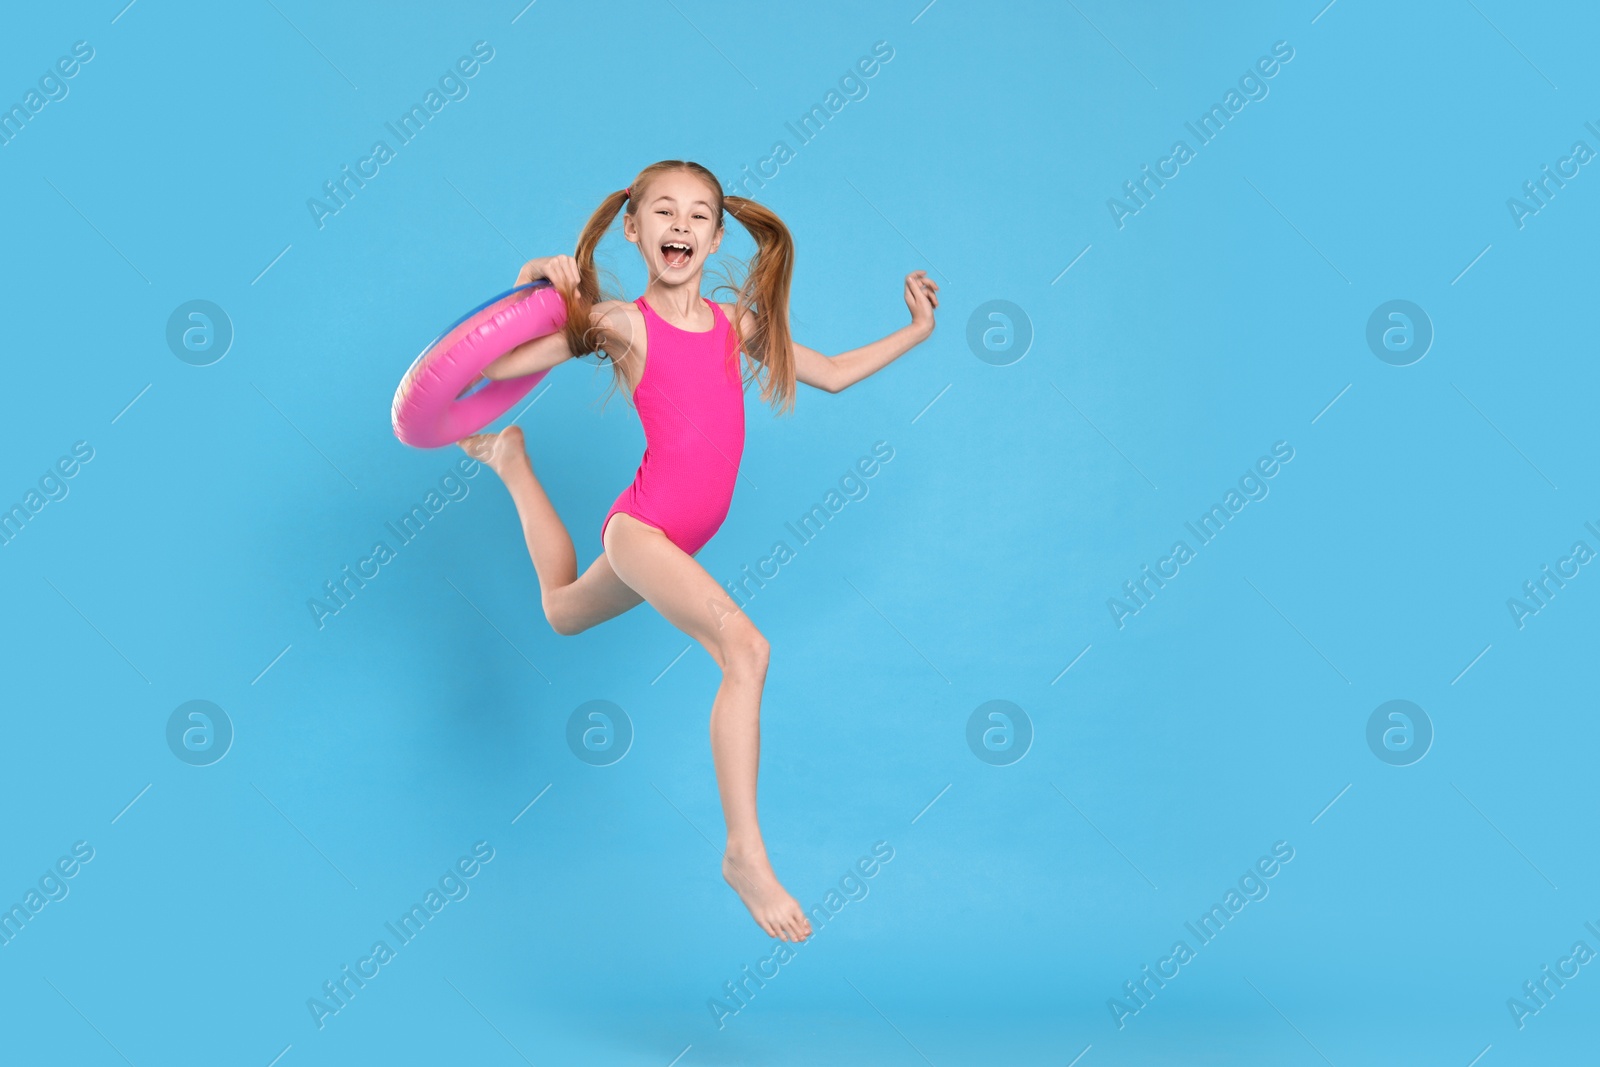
[459,425,643,635]
[602,511,812,942]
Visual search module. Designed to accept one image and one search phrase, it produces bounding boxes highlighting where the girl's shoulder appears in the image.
[593,297,637,317]
[586,298,646,360]
[591,297,642,331]
[716,301,754,334]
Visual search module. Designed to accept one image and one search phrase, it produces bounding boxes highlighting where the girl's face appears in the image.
[624,171,723,282]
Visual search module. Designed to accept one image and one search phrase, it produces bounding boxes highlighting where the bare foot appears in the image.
[457,425,528,477]
[723,846,812,942]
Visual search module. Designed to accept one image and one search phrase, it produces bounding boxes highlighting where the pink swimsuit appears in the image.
[600,295,746,556]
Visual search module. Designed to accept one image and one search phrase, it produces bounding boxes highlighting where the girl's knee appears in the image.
[544,593,585,637]
[721,618,769,675]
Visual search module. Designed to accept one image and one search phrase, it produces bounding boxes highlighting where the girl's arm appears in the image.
[473,255,600,382]
[478,297,638,381]
[740,270,939,394]
[481,328,575,381]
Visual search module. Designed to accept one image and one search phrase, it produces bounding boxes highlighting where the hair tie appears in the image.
[623,186,632,199]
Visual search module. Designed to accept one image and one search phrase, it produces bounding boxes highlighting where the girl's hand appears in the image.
[514,256,546,286]
[517,254,580,296]
[905,270,939,338]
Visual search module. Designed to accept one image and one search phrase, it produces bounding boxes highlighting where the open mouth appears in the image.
[661,242,693,269]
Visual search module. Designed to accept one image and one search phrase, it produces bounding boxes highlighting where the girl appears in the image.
[459,161,938,943]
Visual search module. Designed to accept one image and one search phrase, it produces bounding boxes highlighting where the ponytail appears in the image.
[722,193,796,415]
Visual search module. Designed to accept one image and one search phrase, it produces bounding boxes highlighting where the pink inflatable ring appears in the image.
[391,281,568,449]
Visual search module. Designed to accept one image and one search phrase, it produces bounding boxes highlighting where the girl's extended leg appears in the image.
[602,511,812,943]
[459,425,643,635]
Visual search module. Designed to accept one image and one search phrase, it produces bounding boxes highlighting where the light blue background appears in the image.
[2,1,1597,1063]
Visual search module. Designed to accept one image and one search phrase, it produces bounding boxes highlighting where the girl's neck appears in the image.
[642,280,709,326]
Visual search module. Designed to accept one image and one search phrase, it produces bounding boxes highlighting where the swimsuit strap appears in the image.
[636,295,718,327]
[635,296,736,365]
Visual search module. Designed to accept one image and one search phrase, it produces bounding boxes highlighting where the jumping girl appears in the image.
[458,161,939,943]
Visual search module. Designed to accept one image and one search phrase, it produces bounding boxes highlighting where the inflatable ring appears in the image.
[391,281,568,449]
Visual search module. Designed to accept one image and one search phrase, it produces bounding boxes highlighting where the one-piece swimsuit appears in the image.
[600,295,745,556]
